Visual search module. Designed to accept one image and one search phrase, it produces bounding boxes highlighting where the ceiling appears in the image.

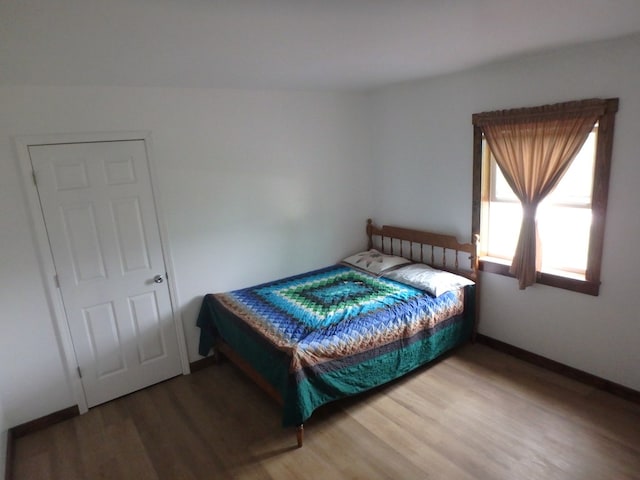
[2,0,640,91]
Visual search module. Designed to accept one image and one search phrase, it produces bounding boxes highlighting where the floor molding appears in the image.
[10,406,80,440]
[6,406,79,480]
[476,334,640,404]
[5,428,14,480]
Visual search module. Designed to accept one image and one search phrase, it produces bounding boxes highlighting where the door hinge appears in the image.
[77,366,82,378]
[32,170,37,186]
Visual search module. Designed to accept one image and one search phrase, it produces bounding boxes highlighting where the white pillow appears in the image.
[383,263,475,297]
[341,249,411,276]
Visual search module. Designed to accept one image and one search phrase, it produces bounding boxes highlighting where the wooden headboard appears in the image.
[366,219,480,340]
[366,219,479,281]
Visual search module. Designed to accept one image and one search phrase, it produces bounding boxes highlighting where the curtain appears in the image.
[482,114,598,289]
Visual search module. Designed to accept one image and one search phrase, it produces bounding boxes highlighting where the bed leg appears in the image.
[212,344,225,364]
[296,424,304,448]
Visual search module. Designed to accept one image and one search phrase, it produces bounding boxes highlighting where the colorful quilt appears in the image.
[197,265,473,427]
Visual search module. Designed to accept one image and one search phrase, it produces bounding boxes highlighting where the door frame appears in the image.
[15,131,190,413]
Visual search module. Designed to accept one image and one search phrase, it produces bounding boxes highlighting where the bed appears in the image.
[196,219,479,447]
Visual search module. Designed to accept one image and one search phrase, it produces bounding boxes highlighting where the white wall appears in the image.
[368,34,640,390]
[0,86,371,435]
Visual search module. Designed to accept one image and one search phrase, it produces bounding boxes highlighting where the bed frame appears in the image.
[213,219,480,448]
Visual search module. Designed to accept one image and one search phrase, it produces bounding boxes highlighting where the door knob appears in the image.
[153,274,164,284]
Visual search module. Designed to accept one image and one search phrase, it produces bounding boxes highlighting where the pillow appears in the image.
[383,263,475,297]
[341,249,411,276]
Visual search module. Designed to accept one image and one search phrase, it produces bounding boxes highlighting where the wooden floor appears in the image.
[12,343,640,479]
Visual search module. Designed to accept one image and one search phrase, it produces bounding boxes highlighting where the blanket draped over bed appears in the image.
[197,264,474,427]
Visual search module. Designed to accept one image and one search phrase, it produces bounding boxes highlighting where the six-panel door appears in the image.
[30,140,182,407]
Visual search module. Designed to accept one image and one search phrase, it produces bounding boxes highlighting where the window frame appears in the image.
[471,98,619,296]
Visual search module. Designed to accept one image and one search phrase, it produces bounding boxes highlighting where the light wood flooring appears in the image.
[12,343,640,479]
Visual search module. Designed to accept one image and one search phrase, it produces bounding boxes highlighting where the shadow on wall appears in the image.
[183,295,210,360]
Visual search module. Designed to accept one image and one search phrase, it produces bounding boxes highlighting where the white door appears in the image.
[29,140,182,407]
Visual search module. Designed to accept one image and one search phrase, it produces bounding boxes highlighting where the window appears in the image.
[472,99,618,295]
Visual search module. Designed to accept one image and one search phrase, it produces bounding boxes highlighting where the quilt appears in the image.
[197,265,473,426]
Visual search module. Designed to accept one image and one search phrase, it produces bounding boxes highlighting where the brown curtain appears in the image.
[482,114,598,289]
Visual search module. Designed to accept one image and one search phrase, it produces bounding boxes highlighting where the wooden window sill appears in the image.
[479,258,600,296]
